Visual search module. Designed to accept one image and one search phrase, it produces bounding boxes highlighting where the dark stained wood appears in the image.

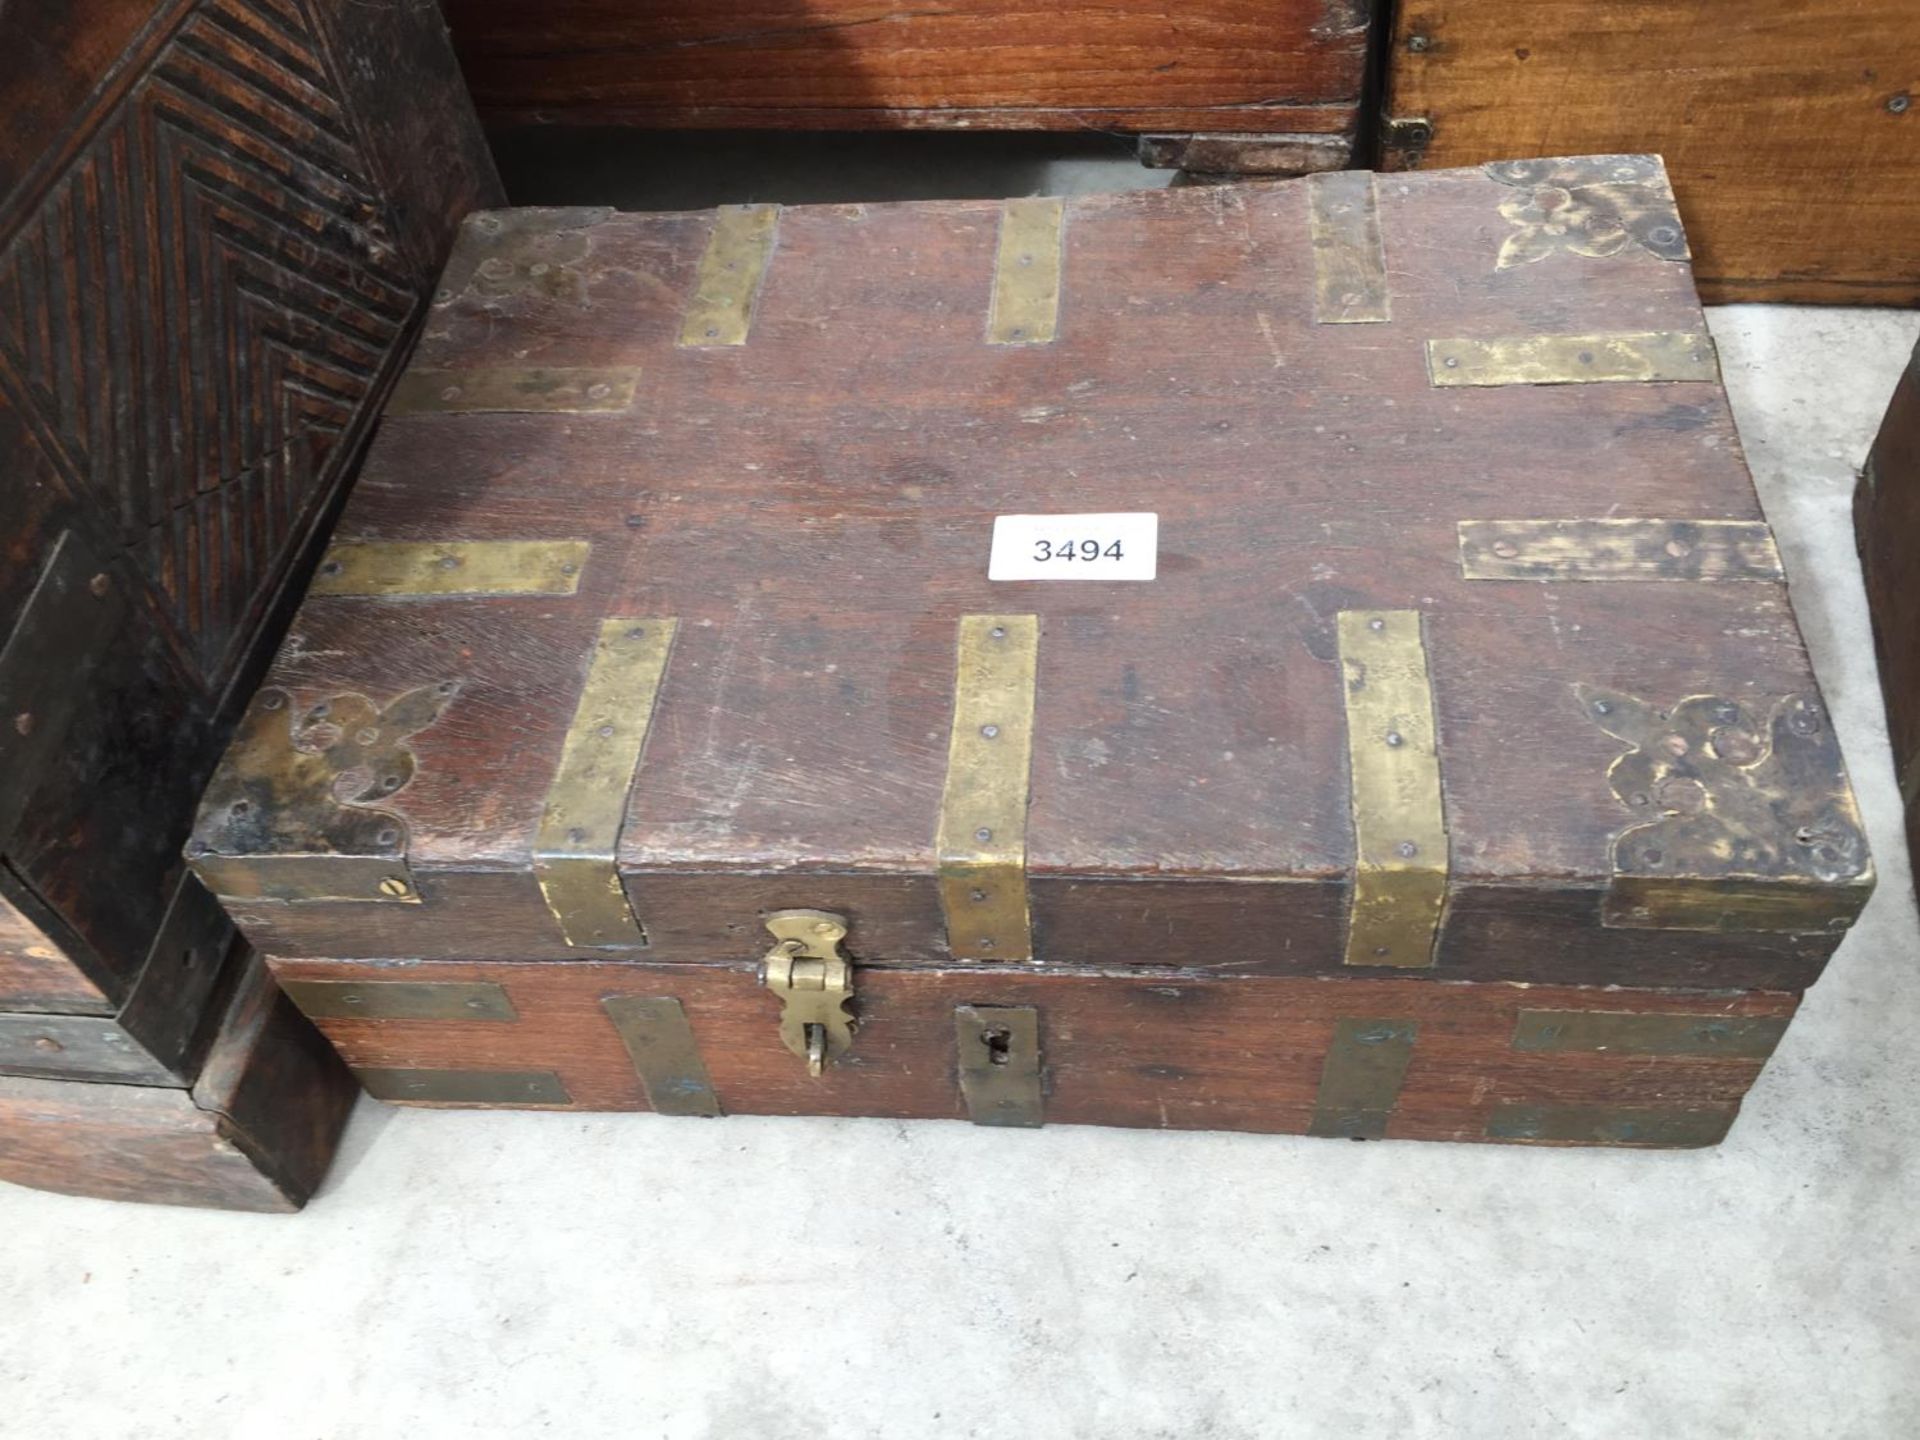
[203,171,1865,1004]
[0,956,356,1210]
[269,955,1796,1146]
[0,0,494,1205]
[440,0,1369,136]
[1381,0,1920,304]
[0,0,498,1035]
[1857,342,1920,886]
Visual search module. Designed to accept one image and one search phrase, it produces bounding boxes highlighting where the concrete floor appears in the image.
[2,145,1918,1438]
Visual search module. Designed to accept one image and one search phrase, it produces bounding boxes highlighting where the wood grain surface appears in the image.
[1857,342,1920,882]
[212,170,1863,994]
[1382,0,1920,304]
[440,0,1369,134]
[269,955,1796,1145]
[0,956,355,1210]
[0,0,498,1016]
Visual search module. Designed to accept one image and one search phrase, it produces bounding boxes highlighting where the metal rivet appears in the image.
[1407,33,1430,51]
[440,386,461,401]
[586,385,610,401]
[439,555,460,569]
[321,561,343,576]
[970,889,987,902]
[975,827,993,842]
[1396,841,1418,859]
[1665,539,1691,558]
[1443,356,1460,368]
[990,626,1007,639]
[1889,92,1911,114]
[377,828,400,846]
[1385,731,1404,747]
[1368,617,1385,631]
[379,876,410,897]
[1490,540,1519,558]
[598,724,614,738]
[89,573,111,597]
[263,693,285,710]
[977,938,996,949]
[980,724,1000,739]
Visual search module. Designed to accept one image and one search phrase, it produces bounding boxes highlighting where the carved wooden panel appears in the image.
[0,0,418,689]
[0,0,499,1039]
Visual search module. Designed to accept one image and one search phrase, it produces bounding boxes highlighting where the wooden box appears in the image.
[1856,340,1920,888]
[0,0,498,1206]
[440,0,1367,171]
[191,161,1872,1147]
[1380,0,1920,304]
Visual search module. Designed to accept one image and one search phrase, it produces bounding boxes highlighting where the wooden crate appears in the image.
[1379,0,1920,304]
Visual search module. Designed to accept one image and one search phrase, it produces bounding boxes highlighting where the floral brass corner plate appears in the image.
[188,681,459,903]
[1578,686,1872,932]
[1487,156,1689,271]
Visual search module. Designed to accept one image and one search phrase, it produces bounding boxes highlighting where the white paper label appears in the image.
[987,512,1159,581]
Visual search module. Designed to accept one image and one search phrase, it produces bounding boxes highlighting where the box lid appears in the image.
[190,160,1872,991]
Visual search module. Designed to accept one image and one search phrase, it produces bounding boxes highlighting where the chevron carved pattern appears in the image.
[0,0,417,686]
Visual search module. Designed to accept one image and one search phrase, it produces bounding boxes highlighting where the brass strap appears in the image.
[1337,611,1448,968]
[1307,170,1389,324]
[955,1005,1044,1127]
[281,979,518,1022]
[679,204,780,346]
[387,367,640,414]
[1456,519,1782,582]
[1510,1010,1788,1059]
[1486,1104,1736,1147]
[1427,332,1718,386]
[309,540,591,598]
[534,618,678,948]
[602,996,721,1117]
[1308,1018,1418,1139]
[987,197,1065,345]
[936,615,1039,961]
[357,1067,572,1106]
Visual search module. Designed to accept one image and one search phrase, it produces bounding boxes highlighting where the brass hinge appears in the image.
[759,909,856,1076]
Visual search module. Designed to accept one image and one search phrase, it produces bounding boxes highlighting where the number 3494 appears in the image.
[1032,538,1125,563]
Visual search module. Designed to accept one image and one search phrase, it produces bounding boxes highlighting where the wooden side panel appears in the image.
[0,956,357,1211]
[270,957,1796,1147]
[1382,0,1920,304]
[1857,342,1920,880]
[0,0,499,1010]
[440,0,1369,134]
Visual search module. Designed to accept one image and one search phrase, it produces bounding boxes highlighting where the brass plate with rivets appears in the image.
[279,979,518,1022]
[1510,1010,1789,1058]
[308,541,591,598]
[357,1067,572,1106]
[1426,332,1719,386]
[1457,519,1784,582]
[679,203,780,347]
[387,366,641,414]
[1307,170,1389,324]
[955,1005,1044,1128]
[534,618,678,949]
[1486,1104,1736,1147]
[987,197,1065,345]
[935,615,1039,961]
[602,996,721,1117]
[1337,611,1448,968]
[1308,1018,1419,1139]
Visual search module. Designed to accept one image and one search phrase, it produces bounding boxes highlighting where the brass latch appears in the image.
[759,910,855,1076]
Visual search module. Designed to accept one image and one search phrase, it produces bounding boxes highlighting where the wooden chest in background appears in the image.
[440,0,1369,171]
[1380,0,1920,304]
[1856,340,1920,893]
[0,0,499,1209]
[190,161,1871,1147]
